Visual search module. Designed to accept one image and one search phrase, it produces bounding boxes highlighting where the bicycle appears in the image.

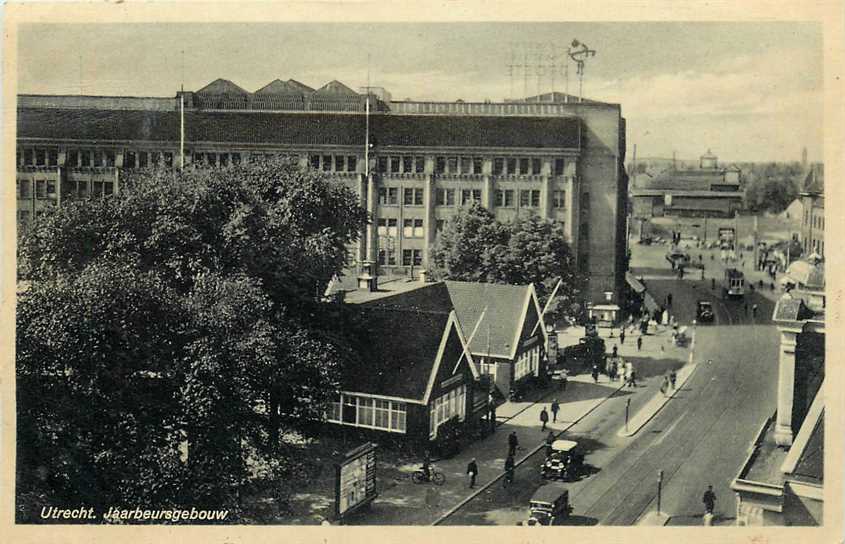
[411,465,446,486]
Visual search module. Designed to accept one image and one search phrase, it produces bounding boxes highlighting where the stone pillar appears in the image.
[357,174,367,269]
[540,175,551,219]
[565,160,580,253]
[774,327,800,446]
[483,175,494,211]
[366,174,378,264]
[423,174,435,269]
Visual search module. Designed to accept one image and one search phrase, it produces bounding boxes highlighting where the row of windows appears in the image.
[326,394,407,433]
[429,385,466,438]
[374,248,424,267]
[377,218,424,239]
[16,179,114,200]
[18,148,59,167]
[805,238,825,257]
[379,187,567,209]
[805,212,824,231]
[310,154,359,173]
[372,155,569,176]
[377,155,427,174]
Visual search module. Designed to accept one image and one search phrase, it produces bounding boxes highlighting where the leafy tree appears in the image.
[432,204,582,323]
[16,158,367,520]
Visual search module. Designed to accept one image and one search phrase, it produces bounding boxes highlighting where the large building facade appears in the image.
[15,80,628,305]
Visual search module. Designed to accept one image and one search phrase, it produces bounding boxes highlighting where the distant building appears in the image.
[799,165,824,258]
[780,198,804,224]
[731,257,824,526]
[630,151,743,218]
[15,80,629,308]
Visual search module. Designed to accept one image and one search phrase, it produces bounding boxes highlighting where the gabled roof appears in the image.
[196,78,250,95]
[357,282,455,313]
[444,281,533,358]
[315,80,359,96]
[801,164,824,195]
[342,307,454,402]
[254,79,308,95]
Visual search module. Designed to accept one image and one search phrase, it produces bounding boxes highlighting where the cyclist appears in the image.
[421,451,432,482]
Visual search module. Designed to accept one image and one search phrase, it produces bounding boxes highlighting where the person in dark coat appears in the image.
[504,454,515,486]
[550,400,560,423]
[508,431,519,457]
[670,369,677,390]
[620,330,626,345]
[466,458,479,489]
[591,364,600,383]
[545,431,556,457]
[539,407,549,431]
[702,485,716,515]
[637,336,643,351]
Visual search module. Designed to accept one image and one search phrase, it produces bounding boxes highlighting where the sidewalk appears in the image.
[345,374,626,525]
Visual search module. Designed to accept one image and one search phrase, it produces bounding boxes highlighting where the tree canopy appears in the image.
[431,203,582,323]
[16,159,368,521]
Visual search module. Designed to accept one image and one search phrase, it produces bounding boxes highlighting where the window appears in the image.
[460,157,472,174]
[36,149,46,166]
[553,190,566,208]
[46,180,56,199]
[93,151,103,167]
[435,157,446,174]
[231,153,241,165]
[377,156,388,173]
[507,158,517,174]
[335,155,346,172]
[378,248,397,266]
[404,188,423,206]
[519,158,530,174]
[403,218,424,238]
[93,181,104,197]
[403,156,413,173]
[35,180,46,199]
[390,156,401,173]
[348,155,358,172]
[138,152,148,168]
[436,219,445,233]
[24,149,34,166]
[48,150,58,166]
[67,150,79,167]
[520,190,530,207]
[554,158,565,176]
[532,158,541,175]
[357,397,374,426]
[151,152,161,166]
[16,149,21,166]
[343,396,357,424]
[429,385,467,437]
[219,153,229,167]
[124,151,136,169]
[495,189,514,207]
[402,249,423,266]
[415,156,425,173]
[310,155,320,169]
[462,189,482,205]
[377,218,398,237]
[104,181,114,196]
[436,188,455,206]
[582,192,590,209]
[374,399,390,429]
[162,152,172,168]
[19,180,31,199]
[322,155,332,171]
[447,157,458,174]
[18,210,31,223]
[76,180,88,198]
[81,151,91,167]
[473,157,483,173]
[494,158,505,175]
[379,187,399,205]
[531,190,541,207]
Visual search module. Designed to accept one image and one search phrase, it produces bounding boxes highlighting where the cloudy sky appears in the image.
[18,22,823,163]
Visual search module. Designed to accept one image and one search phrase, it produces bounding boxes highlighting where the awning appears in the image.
[626,272,646,294]
[643,292,660,314]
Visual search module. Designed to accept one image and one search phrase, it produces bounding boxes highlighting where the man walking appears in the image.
[660,376,669,397]
[560,369,568,392]
[620,329,626,345]
[591,363,600,384]
[466,458,479,489]
[667,293,673,308]
[637,336,643,351]
[540,407,549,432]
[504,454,515,487]
[670,369,677,390]
[702,485,717,515]
[550,399,560,423]
[508,431,519,457]
[752,304,758,319]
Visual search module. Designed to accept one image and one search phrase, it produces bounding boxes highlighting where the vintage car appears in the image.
[560,336,605,373]
[524,483,572,526]
[696,300,715,323]
[541,440,584,481]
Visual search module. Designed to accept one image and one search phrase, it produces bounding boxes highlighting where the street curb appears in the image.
[431,380,628,526]
[636,511,671,526]
[616,330,698,438]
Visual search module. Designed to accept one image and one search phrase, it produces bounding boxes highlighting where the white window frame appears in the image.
[326,393,407,433]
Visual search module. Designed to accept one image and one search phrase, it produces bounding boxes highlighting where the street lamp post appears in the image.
[625,398,631,433]
[657,470,664,514]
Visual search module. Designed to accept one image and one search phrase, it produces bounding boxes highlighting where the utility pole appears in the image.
[625,398,631,432]
[657,470,664,514]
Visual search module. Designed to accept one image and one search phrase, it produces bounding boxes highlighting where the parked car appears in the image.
[523,483,573,526]
[560,336,606,373]
[696,300,715,323]
[541,440,585,481]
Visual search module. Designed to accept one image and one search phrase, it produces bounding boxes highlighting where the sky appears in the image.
[17,22,824,163]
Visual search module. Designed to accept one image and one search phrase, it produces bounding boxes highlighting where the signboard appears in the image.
[335,443,378,520]
[718,228,735,242]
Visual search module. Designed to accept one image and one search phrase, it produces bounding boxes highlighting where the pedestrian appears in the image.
[620,330,626,345]
[744,302,748,316]
[660,376,668,397]
[702,485,716,515]
[466,458,479,489]
[560,369,568,392]
[540,407,549,431]
[504,454,515,487]
[591,364,599,384]
[701,268,705,280]
[667,293,673,308]
[679,267,685,279]
[670,369,677,390]
[711,277,715,290]
[629,369,637,388]
[637,336,643,351]
[545,431,555,457]
[752,304,758,318]
[508,431,519,457]
[550,399,560,423]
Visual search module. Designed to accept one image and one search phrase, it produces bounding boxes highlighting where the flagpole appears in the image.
[180,92,185,170]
